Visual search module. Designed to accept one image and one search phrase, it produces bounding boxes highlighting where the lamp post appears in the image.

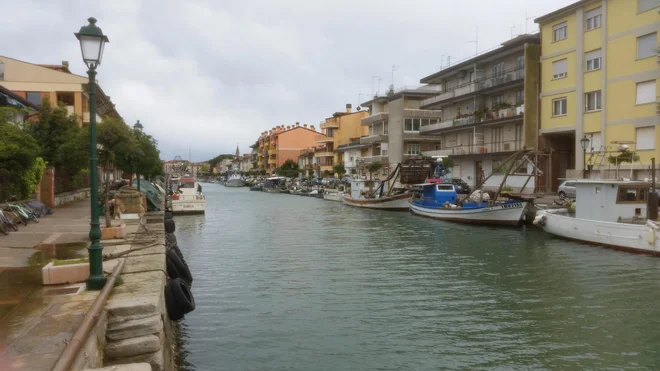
[75,17,109,290]
[133,120,143,191]
[580,135,590,179]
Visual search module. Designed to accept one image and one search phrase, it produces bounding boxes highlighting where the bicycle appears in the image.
[0,209,19,232]
[4,200,39,224]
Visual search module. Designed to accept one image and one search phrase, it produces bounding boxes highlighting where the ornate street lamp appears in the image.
[133,120,143,191]
[75,17,109,290]
[580,135,590,179]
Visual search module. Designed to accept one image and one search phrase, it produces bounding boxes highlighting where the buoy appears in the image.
[647,228,656,245]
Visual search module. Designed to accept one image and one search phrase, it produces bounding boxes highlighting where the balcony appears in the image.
[360,134,389,144]
[420,105,524,134]
[320,120,339,129]
[315,134,333,143]
[422,139,523,157]
[315,151,334,157]
[420,66,525,108]
[268,159,277,165]
[361,112,389,126]
[403,132,443,142]
[403,109,443,119]
[268,148,277,155]
[420,119,454,134]
[359,155,389,164]
[320,165,334,173]
[257,161,263,166]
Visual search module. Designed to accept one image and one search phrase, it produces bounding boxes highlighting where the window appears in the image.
[404,118,421,131]
[553,22,567,41]
[638,0,659,13]
[492,95,504,106]
[636,80,656,105]
[587,132,602,152]
[492,62,504,78]
[585,49,602,71]
[584,91,601,112]
[636,126,655,150]
[26,92,42,106]
[0,61,4,80]
[383,121,388,134]
[552,59,568,79]
[637,33,657,59]
[616,186,648,204]
[515,90,524,104]
[552,97,567,116]
[585,7,602,30]
[406,143,421,155]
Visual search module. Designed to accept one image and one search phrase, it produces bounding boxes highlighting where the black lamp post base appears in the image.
[86,275,107,290]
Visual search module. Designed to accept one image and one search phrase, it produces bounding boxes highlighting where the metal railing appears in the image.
[421,65,525,107]
[315,134,333,142]
[360,134,389,144]
[422,139,523,157]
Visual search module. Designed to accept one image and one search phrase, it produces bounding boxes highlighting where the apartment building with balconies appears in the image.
[536,0,659,188]
[0,56,120,126]
[257,123,323,173]
[418,34,541,192]
[358,86,444,177]
[315,103,369,176]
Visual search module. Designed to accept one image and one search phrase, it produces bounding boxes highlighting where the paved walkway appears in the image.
[0,198,139,370]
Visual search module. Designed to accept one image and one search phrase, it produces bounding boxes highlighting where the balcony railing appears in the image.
[360,134,389,144]
[268,159,277,165]
[403,132,443,142]
[320,120,339,129]
[315,134,333,143]
[420,104,524,134]
[402,109,444,119]
[359,155,389,164]
[320,165,334,173]
[419,119,454,133]
[361,112,389,126]
[422,139,523,157]
[421,66,525,107]
[315,151,334,157]
[268,148,277,155]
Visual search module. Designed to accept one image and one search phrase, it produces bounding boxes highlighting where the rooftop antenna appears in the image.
[510,25,516,39]
[391,65,399,88]
[525,12,535,34]
[466,27,478,57]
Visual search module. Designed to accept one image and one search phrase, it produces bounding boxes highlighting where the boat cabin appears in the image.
[412,183,458,206]
[179,177,196,190]
[574,180,651,222]
[349,179,384,199]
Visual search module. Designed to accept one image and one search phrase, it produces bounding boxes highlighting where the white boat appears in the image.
[323,185,346,202]
[341,179,412,210]
[225,172,245,187]
[409,183,527,225]
[534,180,660,255]
[171,176,206,215]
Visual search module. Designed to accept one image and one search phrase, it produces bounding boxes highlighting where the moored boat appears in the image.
[409,183,527,225]
[534,180,660,255]
[225,172,245,187]
[342,179,412,210]
[323,185,347,202]
[171,176,206,215]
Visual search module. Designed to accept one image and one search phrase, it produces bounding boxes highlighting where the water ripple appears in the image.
[174,185,660,371]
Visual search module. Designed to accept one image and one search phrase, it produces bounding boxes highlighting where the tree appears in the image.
[368,162,383,180]
[0,108,44,200]
[97,117,135,227]
[276,159,299,178]
[323,170,330,178]
[207,154,235,168]
[333,163,346,178]
[120,130,163,181]
[25,99,80,168]
[608,149,639,165]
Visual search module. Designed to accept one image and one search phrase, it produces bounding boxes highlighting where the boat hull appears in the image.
[323,193,343,202]
[537,210,660,255]
[409,201,527,226]
[342,193,412,210]
[225,179,245,187]
[172,200,205,215]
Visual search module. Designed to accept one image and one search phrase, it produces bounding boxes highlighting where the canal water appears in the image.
[175,184,660,370]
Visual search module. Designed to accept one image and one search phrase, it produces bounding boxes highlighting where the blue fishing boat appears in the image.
[409,182,527,226]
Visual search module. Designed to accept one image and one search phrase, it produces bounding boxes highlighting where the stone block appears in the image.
[105,351,164,371]
[107,314,163,341]
[105,334,161,359]
[106,296,160,318]
[122,254,166,275]
[101,223,127,240]
[81,363,151,371]
[127,244,165,257]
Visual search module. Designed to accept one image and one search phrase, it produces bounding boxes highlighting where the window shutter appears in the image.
[553,22,567,31]
[552,59,568,76]
[638,0,658,13]
[636,127,655,150]
[636,80,656,105]
[637,33,657,59]
[588,133,602,152]
[585,7,602,19]
[585,49,601,61]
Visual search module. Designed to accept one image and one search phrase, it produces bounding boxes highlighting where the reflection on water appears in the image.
[0,242,87,320]
[175,185,660,370]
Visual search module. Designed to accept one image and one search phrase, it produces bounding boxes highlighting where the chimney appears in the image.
[296,122,300,127]
[346,103,352,113]
[304,124,308,128]
[310,125,315,131]
[62,61,69,68]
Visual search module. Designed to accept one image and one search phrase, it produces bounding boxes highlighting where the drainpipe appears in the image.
[50,258,126,371]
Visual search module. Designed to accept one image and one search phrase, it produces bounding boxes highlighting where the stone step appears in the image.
[81,363,151,371]
[107,314,163,341]
[105,334,161,360]
[105,350,164,371]
[106,297,160,319]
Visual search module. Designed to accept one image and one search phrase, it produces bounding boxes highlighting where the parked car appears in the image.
[451,178,471,194]
[557,180,577,198]
[311,178,323,185]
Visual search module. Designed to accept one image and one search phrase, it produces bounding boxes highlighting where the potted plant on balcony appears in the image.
[475,104,490,122]
[515,101,524,116]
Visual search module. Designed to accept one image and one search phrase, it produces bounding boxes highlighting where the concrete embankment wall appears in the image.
[72,211,177,371]
[54,188,92,207]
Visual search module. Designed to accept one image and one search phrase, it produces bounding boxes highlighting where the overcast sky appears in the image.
[2,0,575,162]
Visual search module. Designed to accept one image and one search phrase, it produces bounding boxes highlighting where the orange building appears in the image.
[257,123,324,173]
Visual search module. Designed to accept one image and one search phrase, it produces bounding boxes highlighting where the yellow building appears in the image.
[0,56,120,126]
[315,104,369,176]
[536,0,659,188]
